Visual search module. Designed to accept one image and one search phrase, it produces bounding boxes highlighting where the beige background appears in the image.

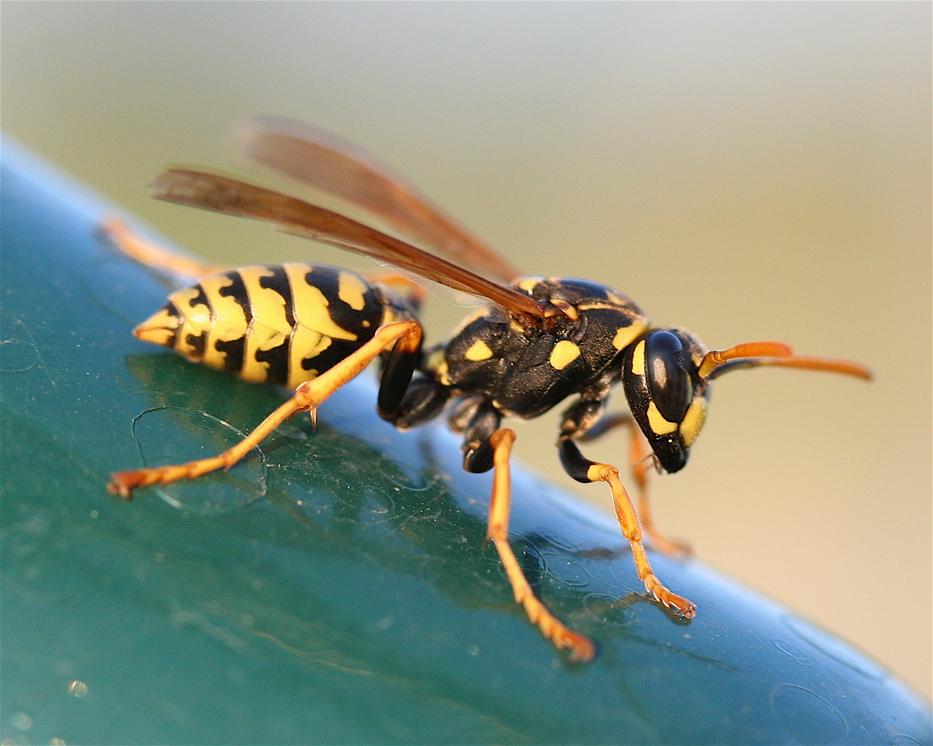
[3,2,930,698]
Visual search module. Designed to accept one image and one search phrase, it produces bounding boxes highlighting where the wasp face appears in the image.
[621,328,709,473]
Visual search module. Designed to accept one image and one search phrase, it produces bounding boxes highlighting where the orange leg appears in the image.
[579,413,690,557]
[108,320,422,498]
[100,217,226,280]
[585,460,696,619]
[486,429,596,662]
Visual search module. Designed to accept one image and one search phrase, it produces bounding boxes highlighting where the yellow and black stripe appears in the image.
[134,263,397,389]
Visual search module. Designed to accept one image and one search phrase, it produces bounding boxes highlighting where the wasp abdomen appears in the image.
[134,263,391,388]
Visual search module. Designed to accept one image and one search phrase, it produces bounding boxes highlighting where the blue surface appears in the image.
[1,142,930,744]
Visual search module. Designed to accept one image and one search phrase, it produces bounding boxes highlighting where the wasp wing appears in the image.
[237,117,522,284]
[150,169,549,321]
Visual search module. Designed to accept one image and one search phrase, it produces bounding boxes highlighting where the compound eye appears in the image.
[646,330,693,423]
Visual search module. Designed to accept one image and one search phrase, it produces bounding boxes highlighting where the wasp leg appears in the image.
[558,436,697,619]
[578,412,691,558]
[482,429,596,662]
[108,320,422,498]
[99,217,227,280]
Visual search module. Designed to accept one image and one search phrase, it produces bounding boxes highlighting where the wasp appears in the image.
[105,118,871,662]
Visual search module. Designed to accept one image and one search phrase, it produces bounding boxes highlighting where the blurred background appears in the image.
[2,2,929,698]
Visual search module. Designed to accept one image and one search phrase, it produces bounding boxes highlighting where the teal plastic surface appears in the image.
[2,142,930,744]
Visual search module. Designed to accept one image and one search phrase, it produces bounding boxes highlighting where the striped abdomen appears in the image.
[134,264,396,388]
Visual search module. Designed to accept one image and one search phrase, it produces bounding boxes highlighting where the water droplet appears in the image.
[130,407,267,514]
[67,679,88,698]
[891,735,923,745]
[581,592,635,627]
[9,713,32,731]
[782,613,884,680]
[769,684,848,744]
[772,638,810,665]
[0,336,39,374]
[542,550,593,589]
[372,616,394,632]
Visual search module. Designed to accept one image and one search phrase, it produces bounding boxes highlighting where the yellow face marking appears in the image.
[337,271,368,311]
[549,340,581,370]
[679,398,707,447]
[133,307,180,347]
[631,340,646,376]
[465,339,494,362]
[613,321,648,351]
[646,401,678,435]
[283,264,357,341]
[517,276,543,293]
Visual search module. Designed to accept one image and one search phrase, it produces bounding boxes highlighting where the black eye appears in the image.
[646,330,692,422]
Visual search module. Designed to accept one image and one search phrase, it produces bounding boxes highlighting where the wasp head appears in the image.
[621,328,710,473]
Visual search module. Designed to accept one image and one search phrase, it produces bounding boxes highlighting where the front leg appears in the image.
[558,400,696,618]
[577,411,691,557]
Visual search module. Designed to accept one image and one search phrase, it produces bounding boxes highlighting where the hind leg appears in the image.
[100,217,226,280]
[109,320,422,497]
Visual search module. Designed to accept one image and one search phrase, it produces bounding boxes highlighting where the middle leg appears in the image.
[483,429,597,661]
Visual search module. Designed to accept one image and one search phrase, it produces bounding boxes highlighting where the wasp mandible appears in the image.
[106,118,871,662]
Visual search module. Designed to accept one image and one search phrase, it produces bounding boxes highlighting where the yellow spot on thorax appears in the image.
[549,340,581,370]
[517,276,543,293]
[436,361,451,386]
[646,401,678,435]
[426,348,446,370]
[613,322,648,351]
[465,339,494,361]
[337,271,368,311]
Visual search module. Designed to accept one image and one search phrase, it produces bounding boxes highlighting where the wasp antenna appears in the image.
[707,355,873,381]
[698,341,792,380]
